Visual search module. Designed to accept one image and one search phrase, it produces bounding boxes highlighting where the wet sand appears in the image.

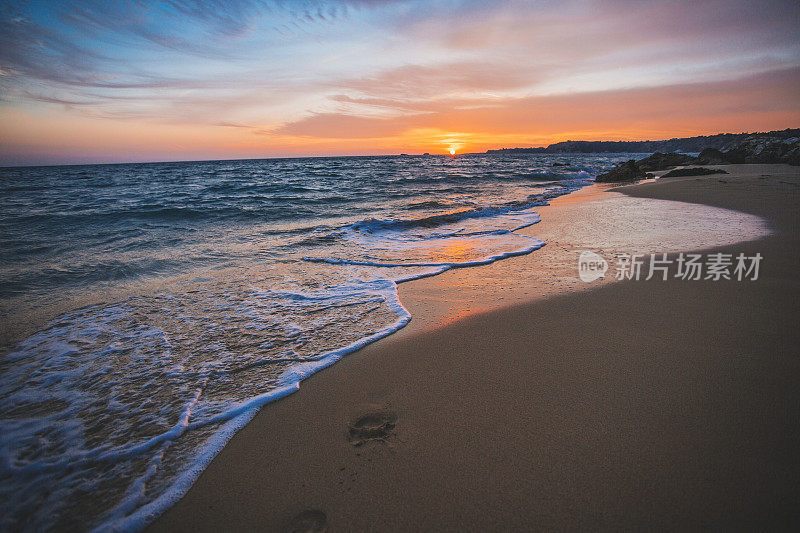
[150,164,800,531]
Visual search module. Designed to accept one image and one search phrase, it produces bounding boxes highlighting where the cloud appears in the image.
[328,93,486,113]
[273,112,410,138]
[334,61,541,99]
[215,121,258,128]
[16,92,104,107]
[274,67,800,140]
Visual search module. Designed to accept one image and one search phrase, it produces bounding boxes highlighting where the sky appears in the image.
[0,0,799,165]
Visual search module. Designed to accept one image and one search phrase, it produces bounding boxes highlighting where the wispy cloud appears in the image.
[334,61,542,99]
[274,68,800,140]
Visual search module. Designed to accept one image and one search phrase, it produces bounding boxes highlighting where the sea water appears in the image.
[0,153,633,530]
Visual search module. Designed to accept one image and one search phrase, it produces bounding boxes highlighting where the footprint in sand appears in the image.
[348,411,397,446]
[286,509,328,533]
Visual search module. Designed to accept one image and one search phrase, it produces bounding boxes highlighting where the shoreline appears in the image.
[392,169,769,340]
[148,164,797,530]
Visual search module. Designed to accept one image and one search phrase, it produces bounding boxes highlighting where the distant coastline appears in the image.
[486,127,800,154]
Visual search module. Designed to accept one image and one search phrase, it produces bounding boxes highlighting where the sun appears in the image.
[449,147,456,155]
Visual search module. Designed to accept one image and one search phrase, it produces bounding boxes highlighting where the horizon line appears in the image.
[4,126,797,169]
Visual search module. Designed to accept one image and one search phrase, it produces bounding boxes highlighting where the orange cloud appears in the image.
[269,67,800,152]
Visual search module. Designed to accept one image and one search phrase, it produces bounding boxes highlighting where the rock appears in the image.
[750,141,786,163]
[696,148,727,165]
[661,167,729,177]
[595,160,647,182]
[707,137,800,165]
[720,146,748,164]
[636,151,697,171]
[781,142,800,166]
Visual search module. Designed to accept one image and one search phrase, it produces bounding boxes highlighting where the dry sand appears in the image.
[150,164,800,531]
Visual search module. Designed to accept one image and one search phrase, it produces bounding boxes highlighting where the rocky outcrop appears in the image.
[696,138,799,165]
[636,152,698,171]
[738,137,799,165]
[595,160,647,182]
[594,135,799,184]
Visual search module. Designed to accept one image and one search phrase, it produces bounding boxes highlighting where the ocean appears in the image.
[0,153,634,530]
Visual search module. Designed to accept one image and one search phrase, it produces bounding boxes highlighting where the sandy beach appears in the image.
[144,163,798,531]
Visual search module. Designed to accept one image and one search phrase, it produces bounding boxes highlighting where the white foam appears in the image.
[96,279,412,532]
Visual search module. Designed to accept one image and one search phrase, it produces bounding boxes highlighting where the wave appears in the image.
[0,153,616,530]
[348,203,546,234]
[381,170,571,185]
[0,257,187,298]
[6,204,323,228]
[405,200,468,211]
[304,236,545,271]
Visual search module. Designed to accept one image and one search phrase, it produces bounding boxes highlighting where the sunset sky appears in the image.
[1,0,799,165]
